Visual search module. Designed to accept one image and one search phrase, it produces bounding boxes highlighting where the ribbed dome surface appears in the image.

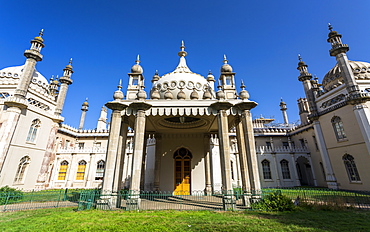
[0,65,49,86]
[322,61,370,91]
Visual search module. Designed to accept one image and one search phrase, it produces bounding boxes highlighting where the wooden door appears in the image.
[174,148,192,195]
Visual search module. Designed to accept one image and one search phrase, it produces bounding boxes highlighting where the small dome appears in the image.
[0,65,48,85]
[151,87,160,100]
[113,90,124,100]
[203,88,212,100]
[207,72,215,81]
[190,88,199,100]
[221,63,233,73]
[216,89,225,100]
[82,101,89,107]
[152,71,160,82]
[322,60,370,91]
[239,90,249,100]
[164,89,174,100]
[137,88,147,100]
[131,64,143,74]
[177,89,186,100]
[32,36,44,43]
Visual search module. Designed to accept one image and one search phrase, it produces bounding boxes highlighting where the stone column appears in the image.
[86,153,96,187]
[235,101,261,202]
[112,120,128,193]
[153,134,162,191]
[102,101,128,194]
[0,106,23,175]
[140,133,149,190]
[353,104,370,155]
[128,102,151,209]
[312,121,338,189]
[272,153,281,187]
[36,122,60,189]
[235,116,252,206]
[211,101,235,210]
[203,134,212,195]
[290,153,301,186]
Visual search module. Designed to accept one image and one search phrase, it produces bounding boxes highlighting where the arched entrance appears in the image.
[296,156,314,186]
[174,148,192,195]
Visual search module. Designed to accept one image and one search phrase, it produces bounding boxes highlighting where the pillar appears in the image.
[312,121,338,189]
[203,134,212,195]
[211,101,235,210]
[153,134,162,191]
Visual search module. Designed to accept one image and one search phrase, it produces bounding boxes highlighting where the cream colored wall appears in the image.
[159,133,205,192]
[317,105,369,190]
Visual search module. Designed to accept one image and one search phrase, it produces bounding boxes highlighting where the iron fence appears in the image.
[1,188,369,212]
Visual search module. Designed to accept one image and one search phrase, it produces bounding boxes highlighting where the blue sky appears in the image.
[1,0,370,129]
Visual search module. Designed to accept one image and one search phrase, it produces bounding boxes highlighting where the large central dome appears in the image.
[151,42,212,100]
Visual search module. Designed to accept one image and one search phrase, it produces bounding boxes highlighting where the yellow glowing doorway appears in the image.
[174,148,192,195]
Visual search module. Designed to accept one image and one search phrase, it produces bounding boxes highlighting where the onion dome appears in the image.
[113,80,124,100]
[131,55,143,74]
[177,88,186,100]
[151,86,160,100]
[203,86,212,100]
[164,89,174,100]
[65,58,73,70]
[221,55,233,73]
[32,29,45,45]
[137,85,147,100]
[207,70,215,82]
[82,98,89,107]
[322,60,370,91]
[151,41,210,100]
[151,70,160,83]
[216,82,225,100]
[190,88,199,100]
[239,80,249,100]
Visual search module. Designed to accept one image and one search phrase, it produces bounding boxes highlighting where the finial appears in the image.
[85,97,88,102]
[118,79,122,90]
[155,70,158,75]
[328,23,333,31]
[298,54,302,62]
[223,54,228,64]
[136,54,140,64]
[50,75,54,81]
[39,29,44,37]
[178,40,187,57]
[208,70,212,74]
[314,75,318,81]
[56,75,59,80]
[280,97,283,102]
[69,58,73,65]
[241,80,245,89]
[217,79,222,89]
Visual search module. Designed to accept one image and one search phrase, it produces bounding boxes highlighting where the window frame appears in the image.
[14,156,30,184]
[342,154,361,182]
[58,160,69,181]
[280,159,291,179]
[331,116,347,141]
[26,119,41,143]
[261,159,272,180]
[76,160,87,181]
[95,160,105,180]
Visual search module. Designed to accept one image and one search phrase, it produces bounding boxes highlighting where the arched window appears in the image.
[331,116,347,140]
[95,160,105,180]
[14,156,30,183]
[261,159,272,179]
[76,160,87,180]
[26,119,41,143]
[343,154,361,182]
[280,159,291,179]
[58,161,69,180]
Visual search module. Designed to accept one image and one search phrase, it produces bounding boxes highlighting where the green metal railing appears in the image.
[1,188,369,212]
[0,189,81,212]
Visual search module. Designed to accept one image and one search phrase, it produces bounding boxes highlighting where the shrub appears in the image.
[0,186,24,205]
[252,191,295,211]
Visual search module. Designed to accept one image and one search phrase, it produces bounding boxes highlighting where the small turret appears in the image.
[219,55,236,99]
[79,98,89,130]
[127,55,144,100]
[55,59,74,115]
[48,75,60,97]
[97,106,108,131]
[327,23,349,57]
[279,98,289,125]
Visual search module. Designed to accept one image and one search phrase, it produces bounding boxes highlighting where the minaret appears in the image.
[126,55,144,100]
[48,75,60,98]
[279,98,289,125]
[297,55,318,119]
[219,55,237,99]
[327,24,360,97]
[55,59,73,115]
[97,106,108,130]
[14,29,45,98]
[79,98,89,130]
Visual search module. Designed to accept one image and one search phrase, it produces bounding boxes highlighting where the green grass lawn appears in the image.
[0,207,369,232]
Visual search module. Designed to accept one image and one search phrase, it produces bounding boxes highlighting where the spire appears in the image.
[174,40,191,73]
[136,54,140,64]
[297,54,312,82]
[113,79,124,100]
[223,54,228,64]
[79,98,89,130]
[279,98,289,125]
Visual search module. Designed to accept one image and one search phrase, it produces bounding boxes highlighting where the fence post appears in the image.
[63,188,68,201]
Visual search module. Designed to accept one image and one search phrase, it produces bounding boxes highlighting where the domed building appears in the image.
[0,26,370,210]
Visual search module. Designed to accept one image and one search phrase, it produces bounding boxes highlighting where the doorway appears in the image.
[174,148,192,195]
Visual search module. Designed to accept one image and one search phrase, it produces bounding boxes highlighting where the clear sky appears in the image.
[1,0,370,129]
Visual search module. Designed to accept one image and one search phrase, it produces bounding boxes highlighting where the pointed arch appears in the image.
[261,159,271,179]
[58,160,69,180]
[343,154,361,182]
[76,160,87,180]
[14,156,30,183]
[26,119,41,143]
[95,160,105,180]
[280,159,291,179]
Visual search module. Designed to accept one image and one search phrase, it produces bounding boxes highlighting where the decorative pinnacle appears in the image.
[208,70,212,74]
[85,97,88,101]
[39,29,44,37]
[328,23,333,31]
[136,54,140,64]
[298,54,302,62]
[178,40,187,57]
[241,80,245,90]
[223,54,228,64]
[50,75,54,81]
[217,79,222,89]
[118,79,122,90]
[314,75,318,81]
[155,70,158,75]
[69,58,73,65]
